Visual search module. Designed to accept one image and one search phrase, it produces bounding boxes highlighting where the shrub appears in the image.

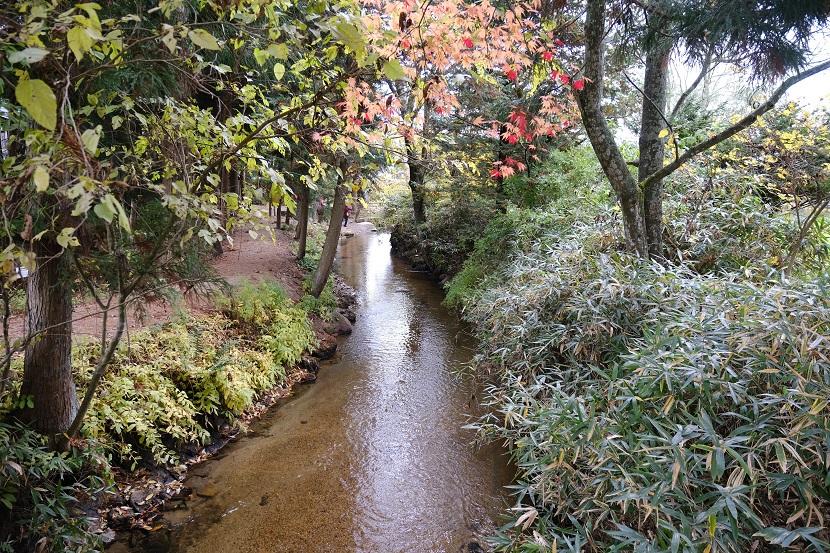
[300,281,338,321]
[78,278,315,466]
[0,423,111,553]
[464,222,830,552]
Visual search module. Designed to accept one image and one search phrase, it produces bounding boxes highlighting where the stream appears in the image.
[123,224,512,552]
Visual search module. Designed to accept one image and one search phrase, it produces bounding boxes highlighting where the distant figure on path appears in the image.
[343,205,352,227]
[316,198,324,223]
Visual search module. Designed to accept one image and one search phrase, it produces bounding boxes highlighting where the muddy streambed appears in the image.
[119,225,513,552]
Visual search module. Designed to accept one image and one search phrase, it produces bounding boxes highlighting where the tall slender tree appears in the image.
[574,0,830,258]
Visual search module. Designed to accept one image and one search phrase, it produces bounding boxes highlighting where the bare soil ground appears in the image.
[8,215,311,344]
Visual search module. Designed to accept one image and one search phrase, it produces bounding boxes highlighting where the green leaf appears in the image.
[382,59,406,81]
[253,47,269,66]
[8,48,50,65]
[283,192,297,213]
[75,3,103,33]
[67,26,95,61]
[267,43,289,60]
[33,166,49,192]
[269,183,283,205]
[111,194,131,232]
[93,201,115,223]
[332,22,366,56]
[188,29,220,50]
[273,62,285,81]
[15,78,57,131]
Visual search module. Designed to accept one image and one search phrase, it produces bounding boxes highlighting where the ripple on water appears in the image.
[140,231,512,553]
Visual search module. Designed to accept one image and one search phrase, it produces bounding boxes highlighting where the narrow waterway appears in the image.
[143,225,512,552]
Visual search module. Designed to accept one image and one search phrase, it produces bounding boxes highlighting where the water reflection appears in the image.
[141,225,510,553]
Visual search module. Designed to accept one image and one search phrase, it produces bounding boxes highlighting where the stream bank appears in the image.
[112,223,512,552]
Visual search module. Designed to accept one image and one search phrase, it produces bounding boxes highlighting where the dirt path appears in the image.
[8,216,317,344]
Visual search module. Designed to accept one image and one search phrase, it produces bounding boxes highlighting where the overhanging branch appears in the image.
[640,59,830,189]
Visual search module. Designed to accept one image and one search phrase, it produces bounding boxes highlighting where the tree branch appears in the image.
[639,59,830,189]
[670,46,714,120]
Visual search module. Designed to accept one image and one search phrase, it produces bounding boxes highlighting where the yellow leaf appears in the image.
[81,125,102,154]
[273,62,285,81]
[658,128,669,139]
[15,78,57,131]
[188,29,220,51]
[671,460,681,488]
[161,28,177,53]
[67,26,94,61]
[33,166,49,192]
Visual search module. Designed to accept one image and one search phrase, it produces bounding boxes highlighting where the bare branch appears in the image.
[670,46,714,120]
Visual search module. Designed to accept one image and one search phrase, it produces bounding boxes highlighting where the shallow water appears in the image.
[133,225,512,552]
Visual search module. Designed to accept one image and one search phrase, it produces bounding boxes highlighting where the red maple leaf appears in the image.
[560,74,570,84]
[507,134,519,144]
[490,169,502,178]
[401,39,410,49]
[506,69,518,81]
[573,79,584,91]
[542,51,553,62]
[551,70,559,81]
[555,38,564,46]
[462,37,473,48]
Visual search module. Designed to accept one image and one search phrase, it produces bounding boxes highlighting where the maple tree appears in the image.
[350,0,574,221]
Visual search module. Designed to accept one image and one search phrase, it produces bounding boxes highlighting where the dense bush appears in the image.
[77,278,315,466]
[500,145,610,209]
[463,221,830,552]
[0,424,111,553]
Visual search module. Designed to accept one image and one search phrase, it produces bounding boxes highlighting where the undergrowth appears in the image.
[460,217,830,552]
[0,423,111,553]
[77,278,315,467]
[377,149,830,551]
[0,274,318,551]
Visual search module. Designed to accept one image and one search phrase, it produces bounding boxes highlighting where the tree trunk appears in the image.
[638,41,672,259]
[576,0,647,256]
[17,240,77,448]
[311,178,346,298]
[276,196,283,228]
[405,134,427,225]
[296,184,310,260]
